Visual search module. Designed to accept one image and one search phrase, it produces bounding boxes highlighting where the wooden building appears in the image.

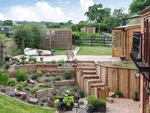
[112,15,141,61]
[83,26,96,33]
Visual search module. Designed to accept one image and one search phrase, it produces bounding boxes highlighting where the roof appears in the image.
[114,24,141,29]
[139,6,150,15]
[0,26,8,28]
[126,15,140,19]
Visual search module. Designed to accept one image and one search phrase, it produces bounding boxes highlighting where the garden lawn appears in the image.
[0,94,57,113]
[76,46,112,55]
[0,33,13,40]
[54,49,67,55]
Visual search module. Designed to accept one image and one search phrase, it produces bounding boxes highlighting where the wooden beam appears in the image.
[70,29,72,50]
[116,32,118,49]
[112,31,114,56]
[50,29,52,50]
[121,30,124,55]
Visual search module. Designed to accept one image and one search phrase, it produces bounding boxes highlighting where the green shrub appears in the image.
[17,84,23,90]
[38,83,44,87]
[1,89,6,92]
[20,56,27,64]
[51,72,57,76]
[41,99,47,103]
[8,78,17,86]
[79,91,84,98]
[45,78,51,82]
[28,56,37,63]
[86,95,96,102]
[0,72,9,86]
[5,62,10,69]
[58,60,64,63]
[53,77,61,83]
[134,91,138,99]
[31,87,39,93]
[36,70,42,76]
[46,61,51,64]
[79,101,84,105]
[25,87,30,92]
[58,62,63,66]
[51,60,57,64]
[63,97,74,107]
[53,96,58,99]
[73,87,78,92]
[115,91,122,96]
[64,71,72,79]
[41,103,44,106]
[15,70,28,81]
[37,61,43,64]
[20,80,27,87]
[31,74,38,80]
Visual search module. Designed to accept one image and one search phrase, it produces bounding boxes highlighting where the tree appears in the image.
[45,23,49,26]
[84,4,111,23]
[129,0,150,14]
[2,20,13,26]
[59,22,64,26]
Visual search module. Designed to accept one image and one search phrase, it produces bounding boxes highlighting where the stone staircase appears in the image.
[76,61,111,98]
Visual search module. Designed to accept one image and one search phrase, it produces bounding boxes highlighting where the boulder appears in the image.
[36,78,43,83]
[66,90,71,94]
[65,94,68,97]
[29,78,34,84]
[46,72,51,77]
[29,98,38,104]
[9,92,15,97]
[28,84,34,88]
[13,88,26,96]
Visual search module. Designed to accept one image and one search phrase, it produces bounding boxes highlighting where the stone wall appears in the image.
[35,88,54,98]
[55,80,76,86]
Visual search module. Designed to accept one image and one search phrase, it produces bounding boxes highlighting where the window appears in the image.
[1,28,4,30]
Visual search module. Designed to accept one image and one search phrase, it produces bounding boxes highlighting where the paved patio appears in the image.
[14,55,120,62]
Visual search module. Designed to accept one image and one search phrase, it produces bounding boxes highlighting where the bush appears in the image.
[38,83,44,87]
[21,94,27,100]
[46,61,51,64]
[8,78,17,86]
[36,70,42,76]
[31,87,39,93]
[20,80,27,87]
[64,71,72,79]
[51,60,57,64]
[37,61,43,64]
[53,77,61,83]
[115,91,122,96]
[20,56,27,64]
[79,91,84,98]
[45,78,51,82]
[15,70,28,81]
[42,99,47,103]
[51,72,57,76]
[0,72,9,86]
[28,56,37,63]
[58,62,63,66]
[58,60,64,63]
[31,74,38,80]
[17,84,23,90]
[5,62,10,69]
[79,101,84,105]
[1,89,6,92]
[73,88,78,92]
[25,87,30,92]
[41,103,44,106]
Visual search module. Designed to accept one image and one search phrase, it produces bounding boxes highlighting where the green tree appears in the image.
[129,0,150,14]
[2,20,13,26]
[84,4,111,23]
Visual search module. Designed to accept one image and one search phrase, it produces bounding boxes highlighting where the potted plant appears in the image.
[115,91,123,98]
[120,55,126,61]
[133,91,139,101]
[63,96,74,111]
[5,55,10,61]
[74,95,80,103]
[40,57,43,62]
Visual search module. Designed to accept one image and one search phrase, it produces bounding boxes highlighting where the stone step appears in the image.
[77,66,96,70]
[90,83,105,87]
[83,70,96,74]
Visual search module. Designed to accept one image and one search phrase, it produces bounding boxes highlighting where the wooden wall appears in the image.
[96,63,140,99]
[83,27,96,33]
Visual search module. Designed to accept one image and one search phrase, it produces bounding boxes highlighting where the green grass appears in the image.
[54,49,67,55]
[76,46,112,55]
[0,33,13,40]
[0,94,57,113]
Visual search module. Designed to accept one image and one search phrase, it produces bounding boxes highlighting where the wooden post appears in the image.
[112,30,114,56]
[91,36,92,46]
[116,32,118,49]
[104,37,105,46]
[121,30,124,55]
[50,29,52,50]
[22,38,25,53]
[105,86,109,99]
[70,29,72,50]
[105,67,108,86]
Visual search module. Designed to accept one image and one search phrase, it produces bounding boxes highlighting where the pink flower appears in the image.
[21,94,27,99]
[72,64,75,67]
[30,61,34,64]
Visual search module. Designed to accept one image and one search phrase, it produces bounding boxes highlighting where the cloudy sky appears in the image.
[0,0,132,24]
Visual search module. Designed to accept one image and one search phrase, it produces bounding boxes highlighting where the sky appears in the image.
[0,0,133,24]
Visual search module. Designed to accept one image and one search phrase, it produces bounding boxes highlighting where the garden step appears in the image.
[83,70,96,74]
[109,92,115,97]
[77,66,96,70]
[90,83,105,88]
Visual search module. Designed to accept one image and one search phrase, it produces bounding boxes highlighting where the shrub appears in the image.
[54,99,59,105]
[20,56,27,64]
[20,80,27,87]
[58,62,63,66]
[79,91,84,98]
[79,101,84,105]
[1,89,6,92]
[51,60,57,64]
[41,103,44,106]
[31,87,39,93]
[58,60,64,63]
[36,70,42,76]
[45,78,51,82]
[53,96,57,99]
[25,87,30,92]
[42,99,47,103]
[115,91,122,96]
[64,71,72,79]
[31,74,38,80]
[86,95,96,102]
[134,91,138,99]
[38,83,44,87]
[21,94,27,100]
[63,97,74,107]
[8,78,17,86]
[0,72,9,86]
[53,77,61,83]
[15,70,28,81]
[46,61,51,64]
[28,56,37,63]
[17,84,23,90]
[51,72,57,76]
[37,61,43,64]
[73,88,78,92]
[5,62,10,69]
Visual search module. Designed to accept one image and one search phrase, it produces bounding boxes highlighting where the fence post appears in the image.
[91,36,92,46]
[22,38,25,53]
[78,37,79,46]
[104,37,105,46]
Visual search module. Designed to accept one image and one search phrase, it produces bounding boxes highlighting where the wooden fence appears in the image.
[72,36,113,46]
[96,62,139,99]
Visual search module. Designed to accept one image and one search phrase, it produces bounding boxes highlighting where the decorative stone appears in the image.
[46,72,51,77]
[106,97,113,103]
[66,90,71,94]
[29,98,38,104]
[13,88,26,96]
[65,94,68,96]
[28,84,34,88]
[9,92,15,97]
[36,78,43,83]
[29,78,34,84]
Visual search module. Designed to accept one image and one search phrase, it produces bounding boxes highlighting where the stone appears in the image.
[36,78,43,83]
[29,78,34,84]
[65,94,68,97]
[47,101,54,108]
[66,90,71,94]
[28,84,34,88]
[9,92,15,97]
[46,72,51,76]
[29,98,38,104]
[14,88,26,96]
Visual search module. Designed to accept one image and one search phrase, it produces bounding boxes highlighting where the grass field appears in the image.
[0,94,57,113]
[0,33,13,40]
